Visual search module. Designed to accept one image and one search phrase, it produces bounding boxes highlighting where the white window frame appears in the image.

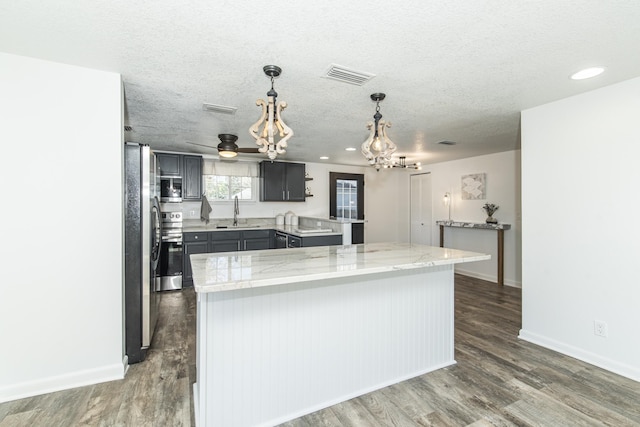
[202,174,258,203]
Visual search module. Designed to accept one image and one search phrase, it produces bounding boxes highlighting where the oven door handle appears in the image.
[162,239,183,244]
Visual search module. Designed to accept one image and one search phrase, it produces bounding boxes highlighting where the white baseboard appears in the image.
[518,329,640,382]
[0,360,127,403]
[455,268,522,288]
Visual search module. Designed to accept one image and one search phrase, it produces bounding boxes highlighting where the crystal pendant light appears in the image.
[361,93,397,171]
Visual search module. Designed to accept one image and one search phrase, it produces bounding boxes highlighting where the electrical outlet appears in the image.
[190,210,196,217]
[594,320,608,337]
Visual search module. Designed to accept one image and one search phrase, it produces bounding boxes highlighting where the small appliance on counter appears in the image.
[284,211,295,225]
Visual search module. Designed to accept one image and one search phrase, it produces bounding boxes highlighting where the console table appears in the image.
[436,221,511,285]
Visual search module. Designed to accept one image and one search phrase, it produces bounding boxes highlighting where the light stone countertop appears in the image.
[436,220,511,230]
[183,219,342,237]
[191,242,490,293]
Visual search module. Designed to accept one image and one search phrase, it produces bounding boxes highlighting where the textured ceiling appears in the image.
[2,1,640,166]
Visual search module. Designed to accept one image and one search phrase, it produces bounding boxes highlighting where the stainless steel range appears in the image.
[157,211,183,291]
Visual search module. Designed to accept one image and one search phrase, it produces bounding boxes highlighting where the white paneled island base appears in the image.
[191,243,490,427]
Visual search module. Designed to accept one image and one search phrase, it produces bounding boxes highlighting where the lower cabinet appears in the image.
[183,229,276,286]
[210,230,241,252]
[300,234,342,247]
[351,223,364,244]
[242,229,274,250]
[286,233,342,248]
[183,239,209,287]
[183,229,341,286]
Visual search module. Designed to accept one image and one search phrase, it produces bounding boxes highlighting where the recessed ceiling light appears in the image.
[345,147,356,151]
[570,67,605,80]
[320,156,329,160]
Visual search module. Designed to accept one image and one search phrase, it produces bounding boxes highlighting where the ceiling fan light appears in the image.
[217,133,239,157]
[218,149,238,158]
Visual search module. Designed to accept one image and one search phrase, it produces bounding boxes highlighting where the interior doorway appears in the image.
[410,173,432,245]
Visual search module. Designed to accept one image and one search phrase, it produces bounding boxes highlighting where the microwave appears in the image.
[160,177,182,202]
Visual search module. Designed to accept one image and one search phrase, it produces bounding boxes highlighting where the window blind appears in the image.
[202,159,259,177]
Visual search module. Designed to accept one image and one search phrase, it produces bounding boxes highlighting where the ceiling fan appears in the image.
[186,134,260,158]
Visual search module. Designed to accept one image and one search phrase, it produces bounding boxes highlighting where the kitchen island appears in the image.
[191,242,490,427]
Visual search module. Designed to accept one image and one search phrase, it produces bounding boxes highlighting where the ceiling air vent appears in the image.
[323,64,376,86]
[202,103,238,115]
[437,140,457,146]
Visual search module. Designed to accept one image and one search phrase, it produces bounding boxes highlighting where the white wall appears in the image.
[0,53,125,402]
[520,76,640,381]
[417,151,522,287]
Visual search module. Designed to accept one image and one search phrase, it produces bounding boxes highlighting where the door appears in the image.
[183,241,209,286]
[183,155,202,201]
[410,173,432,245]
[329,172,364,220]
[285,163,306,201]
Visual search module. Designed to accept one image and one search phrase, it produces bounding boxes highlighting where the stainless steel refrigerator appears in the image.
[124,142,162,364]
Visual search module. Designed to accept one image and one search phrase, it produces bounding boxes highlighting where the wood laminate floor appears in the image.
[1,275,639,426]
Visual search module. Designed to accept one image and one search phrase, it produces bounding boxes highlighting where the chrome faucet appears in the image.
[233,195,239,226]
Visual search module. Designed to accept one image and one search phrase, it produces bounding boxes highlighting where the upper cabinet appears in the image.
[156,152,202,201]
[182,155,202,201]
[259,161,306,202]
[157,153,181,176]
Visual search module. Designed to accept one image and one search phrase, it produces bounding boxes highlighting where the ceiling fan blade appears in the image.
[237,147,260,153]
[185,141,216,150]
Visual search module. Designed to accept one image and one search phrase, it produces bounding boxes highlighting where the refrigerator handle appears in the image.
[151,196,162,271]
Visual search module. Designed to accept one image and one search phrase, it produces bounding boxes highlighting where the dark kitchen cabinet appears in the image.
[242,229,273,251]
[183,231,240,286]
[259,161,306,202]
[351,223,364,244]
[182,236,209,287]
[182,155,202,201]
[156,153,202,201]
[157,153,182,176]
[182,228,338,286]
[300,234,342,247]
[285,163,305,201]
[210,230,241,252]
[283,232,342,248]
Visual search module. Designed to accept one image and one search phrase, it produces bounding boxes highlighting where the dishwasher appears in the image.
[275,231,288,249]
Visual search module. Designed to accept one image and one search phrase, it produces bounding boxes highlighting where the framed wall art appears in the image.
[461,173,486,200]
